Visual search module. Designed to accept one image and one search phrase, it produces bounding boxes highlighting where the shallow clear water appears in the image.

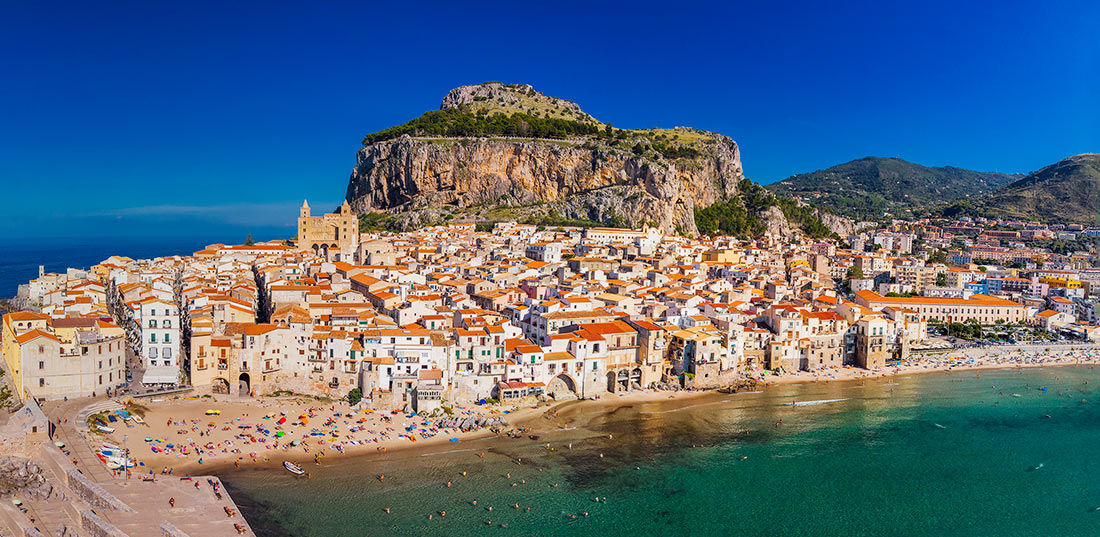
[222,367,1100,536]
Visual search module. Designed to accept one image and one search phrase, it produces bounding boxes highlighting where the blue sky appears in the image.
[2,1,1097,240]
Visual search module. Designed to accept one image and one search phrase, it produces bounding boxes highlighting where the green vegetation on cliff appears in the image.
[695,179,836,239]
[765,157,1019,220]
[358,212,397,232]
[363,108,600,144]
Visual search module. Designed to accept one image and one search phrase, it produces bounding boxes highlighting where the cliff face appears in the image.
[346,133,746,234]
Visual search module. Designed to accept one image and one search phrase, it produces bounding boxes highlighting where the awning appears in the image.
[141,366,179,385]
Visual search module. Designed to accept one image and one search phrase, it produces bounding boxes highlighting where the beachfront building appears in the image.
[138,298,181,386]
[854,316,891,369]
[1,313,126,402]
[668,325,731,385]
[853,290,1027,325]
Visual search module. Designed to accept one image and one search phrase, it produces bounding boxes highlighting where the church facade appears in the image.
[297,200,360,261]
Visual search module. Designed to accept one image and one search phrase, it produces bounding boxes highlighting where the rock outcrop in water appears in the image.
[434,415,508,432]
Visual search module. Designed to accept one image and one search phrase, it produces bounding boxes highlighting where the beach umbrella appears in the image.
[144,436,153,442]
[11,499,21,506]
[54,441,65,448]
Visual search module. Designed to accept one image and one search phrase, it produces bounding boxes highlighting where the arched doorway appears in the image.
[239,373,251,397]
[616,369,630,391]
[312,244,319,255]
[630,368,642,389]
[212,378,230,395]
[546,373,577,399]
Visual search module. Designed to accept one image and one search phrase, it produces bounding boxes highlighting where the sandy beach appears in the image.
[88,396,541,475]
[83,387,720,478]
[81,343,1100,477]
[758,343,1100,386]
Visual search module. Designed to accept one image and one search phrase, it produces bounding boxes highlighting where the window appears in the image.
[150,333,157,343]
[164,320,172,328]
[40,379,45,387]
[163,348,172,358]
[149,347,158,358]
[38,361,44,369]
[149,320,157,328]
[164,334,171,343]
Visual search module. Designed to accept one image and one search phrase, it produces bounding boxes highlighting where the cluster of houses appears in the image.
[5,204,1100,408]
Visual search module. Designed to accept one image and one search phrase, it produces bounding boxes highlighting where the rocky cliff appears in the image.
[346,82,775,235]
[346,133,745,234]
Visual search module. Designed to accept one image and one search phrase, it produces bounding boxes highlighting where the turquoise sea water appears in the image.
[221,367,1100,536]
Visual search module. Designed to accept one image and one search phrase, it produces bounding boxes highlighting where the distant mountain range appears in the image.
[764,157,1021,220]
[946,153,1100,225]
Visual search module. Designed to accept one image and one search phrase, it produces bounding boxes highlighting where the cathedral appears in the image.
[297,200,360,261]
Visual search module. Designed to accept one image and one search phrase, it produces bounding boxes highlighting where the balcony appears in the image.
[217,363,228,370]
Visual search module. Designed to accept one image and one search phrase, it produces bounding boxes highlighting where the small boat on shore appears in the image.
[105,456,134,468]
[98,426,115,434]
[283,461,305,475]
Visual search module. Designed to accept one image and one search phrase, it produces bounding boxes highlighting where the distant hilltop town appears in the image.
[5,202,1100,410]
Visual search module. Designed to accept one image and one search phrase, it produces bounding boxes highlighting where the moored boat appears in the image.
[284,461,305,475]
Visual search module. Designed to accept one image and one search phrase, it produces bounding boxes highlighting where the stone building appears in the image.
[297,200,360,261]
